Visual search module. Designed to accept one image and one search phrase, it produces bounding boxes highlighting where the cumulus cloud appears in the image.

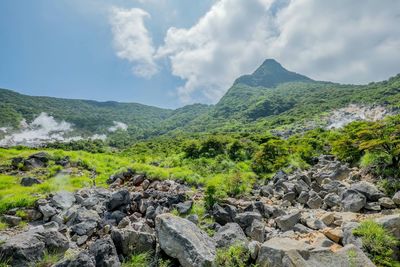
[110,7,158,78]
[108,121,128,132]
[153,0,400,103]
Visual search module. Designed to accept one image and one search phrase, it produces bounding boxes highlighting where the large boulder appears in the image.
[212,204,236,225]
[234,212,262,229]
[351,181,385,201]
[111,226,156,256]
[341,190,366,212]
[256,237,310,267]
[392,191,400,205]
[213,223,247,248]
[89,237,120,267]
[155,214,216,267]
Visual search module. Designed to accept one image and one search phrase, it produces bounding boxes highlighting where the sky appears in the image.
[0,0,400,109]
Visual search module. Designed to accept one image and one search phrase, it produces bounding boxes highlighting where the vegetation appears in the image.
[215,244,254,267]
[353,220,399,267]
[122,252,151,267]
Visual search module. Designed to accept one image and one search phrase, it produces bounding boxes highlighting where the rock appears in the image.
[305,218,327,230]
[20,177,42,187]
[23,152,50,170]
[186,214,199,224]
[320,213,334,226]
[24,209,43,221]
[307,191,323,209]
[55,252,95,267]
[275,211,300,231]
[341,190,366,212]
[51,191,76,210]
[1,215,22,226]
[323,228,343,243]
[375,214,400,238]
[213,223,247,248]
[260,185,273,197]
[111,226,156,256]
[342,222,362,248]
[0,231,45,267]
[106,190,131,211]
[312,235,335,248]
[89,237,120,267]
[323,193,340,208]
[297,191,309,204]
[378,197,396,209]
[248,241,261,260]
[39,204,57,221]
[392,191,400,205]
[212,204,236,225]
[282,192,296,202]
[364,202,381,211]
[156,214,216,267]
[234,212,262,229]
[256,237,310,267]
[293,223,312,233]
[132,174,145,186]
[174,200,193,215]
[246,220,265,243]
[351,181,385,201]
[0,228,68,267]
[71,221,97,236]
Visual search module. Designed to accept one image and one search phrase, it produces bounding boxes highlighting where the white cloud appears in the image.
[108,121,128,132]
[110,7,158,78]
[154,0,400,104]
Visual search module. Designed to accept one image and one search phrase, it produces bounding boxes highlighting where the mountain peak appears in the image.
[234,59,313,88]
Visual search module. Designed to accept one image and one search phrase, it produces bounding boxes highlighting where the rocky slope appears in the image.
[0,153,400,266]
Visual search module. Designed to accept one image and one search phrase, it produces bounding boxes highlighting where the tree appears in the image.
[252,138,288,174]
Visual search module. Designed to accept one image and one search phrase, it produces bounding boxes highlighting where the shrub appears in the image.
[215,244,252,267]
[122,252,151,267]
[353,220,399,266]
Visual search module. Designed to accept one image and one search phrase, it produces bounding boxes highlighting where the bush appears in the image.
[353,220,399,266]
[215,244,252,267]
[122,252,151,267]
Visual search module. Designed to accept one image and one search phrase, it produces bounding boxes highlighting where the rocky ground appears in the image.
[0,154,400,266]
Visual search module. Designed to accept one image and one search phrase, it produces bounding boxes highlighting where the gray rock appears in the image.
[293,223,312,233]
[364,202,381,211]
[39,203,57,221]
[55,252,95,267]
[52,191,76,210]
[234,212,262,229]
[132,174,145,186]
[351,181,385,201]
[275,211,300,231]
[212,203,236,225]
[1,215,21,226]
[111,226,156,256]
[186,214,199,224]
[71,221,97,236]
[297,191,309,204]
[392,191,400,205]
[378,197,396,209]
[246,219,265,243]
[256,237,310,267]
[156,214,216,267]
[214,222,247,248]
[323,193,340,208]
[248,240,261,260]
[106,190,131,211]
[307,191,323,209]
[89,237,120,267]
[20,177,42,187]
[260,185,274,197]
[375,214,400,238]
[342,222,362,248]
[282,192,296,202]
[341,190,366,212]
[175,200,193,215]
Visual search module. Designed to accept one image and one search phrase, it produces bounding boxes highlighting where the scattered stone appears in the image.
[212,204,236,225]
[320,213,334,226]
[307,191,323,209]
[275,211,300,231]
[375,214,400,238]
[392,191,400,205]
[156,214,216,267]
[132,174,145,186]
[174,200,193,215]
[351,181,385,201]
[89,237,120,267]
[246,219,265,243]
[106,190,131,211]
[1,215,22,226]
[364,201,381,211]
[20,177,42,187]
[234,212,262,229]
[378,197,396,209]
[111,226,156,256]
[214,223,247,248]
[323,228,343,243]
[39,204,57,221]
[323,193,340,208]
[51,191,76,210]
[341,190,366,212]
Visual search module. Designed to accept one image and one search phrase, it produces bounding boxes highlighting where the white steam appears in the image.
[108,121,128,132]
[327,104,390,129]
[0,113,109,147]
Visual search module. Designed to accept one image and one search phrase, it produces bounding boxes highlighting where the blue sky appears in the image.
[1,0,399,108]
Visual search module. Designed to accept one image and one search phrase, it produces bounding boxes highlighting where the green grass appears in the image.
[0,221,8,231]
[215,244,255,267]
[122,252,151,267]
[34,252,63,267]
[353,220,399,267]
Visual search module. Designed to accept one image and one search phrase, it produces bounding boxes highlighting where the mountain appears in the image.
[1,59,400,142]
